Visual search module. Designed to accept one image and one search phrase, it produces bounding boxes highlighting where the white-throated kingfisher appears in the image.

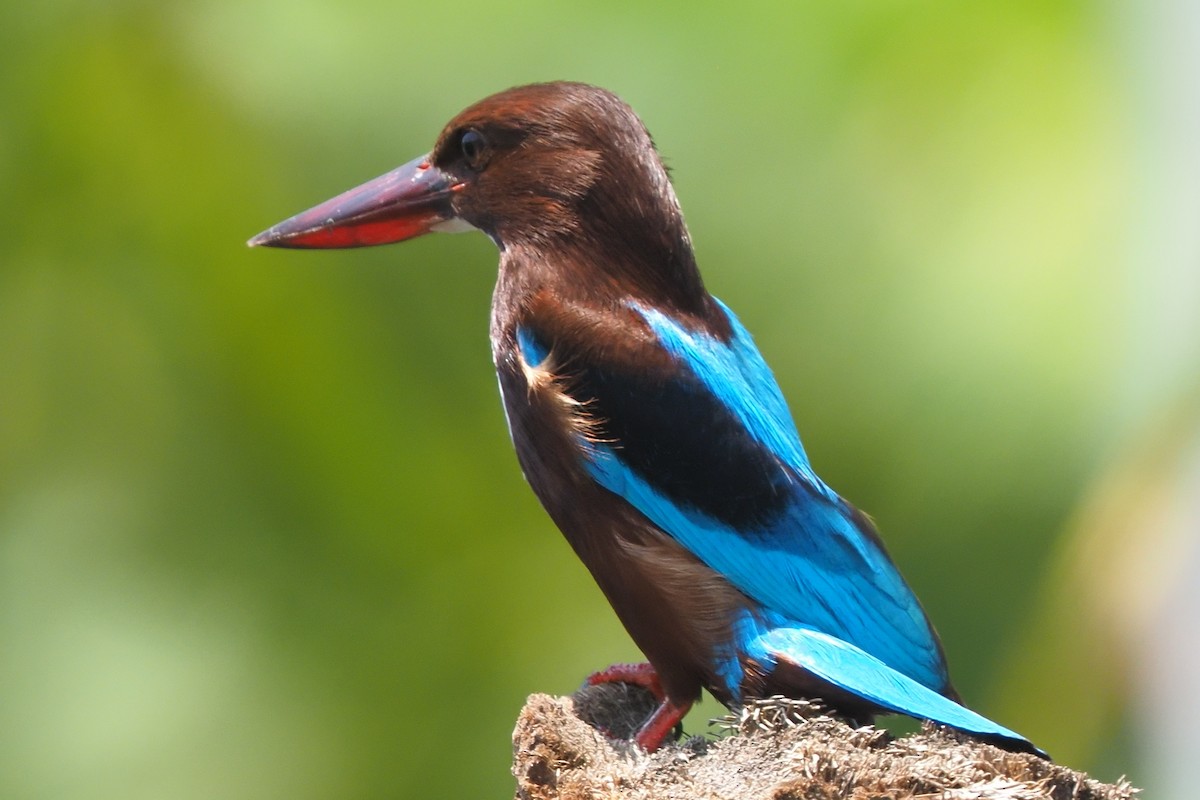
[249,82,1043,757]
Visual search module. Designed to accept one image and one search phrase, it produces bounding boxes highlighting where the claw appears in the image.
[586,662,665,701]
[584,662,691,751]
[633,698,691,751]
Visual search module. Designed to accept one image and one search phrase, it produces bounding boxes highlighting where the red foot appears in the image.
[634,699,692,752]
[586,662,664,701]
[585,662,692,752]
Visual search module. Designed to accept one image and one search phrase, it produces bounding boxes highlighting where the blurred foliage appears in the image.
[2,1,1192,797]
[995,394,1200,778]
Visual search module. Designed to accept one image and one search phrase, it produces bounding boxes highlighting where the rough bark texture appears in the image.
[512,684,1137,800]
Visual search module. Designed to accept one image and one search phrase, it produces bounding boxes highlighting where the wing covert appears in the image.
[517,297,949,692]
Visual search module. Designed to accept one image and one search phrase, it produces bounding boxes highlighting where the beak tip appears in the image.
[247,229,275,248]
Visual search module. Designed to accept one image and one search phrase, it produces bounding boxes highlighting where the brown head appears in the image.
[248,82,704,306]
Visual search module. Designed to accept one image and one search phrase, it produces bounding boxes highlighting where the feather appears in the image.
[568,299,949,694]
[735,610,1044,755]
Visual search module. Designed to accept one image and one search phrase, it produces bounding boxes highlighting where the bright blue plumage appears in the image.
[584,440,949,695]
[632,300,827,496]
[578,298,1040,755]
[583,300,947,691]
[735,610,1035,747]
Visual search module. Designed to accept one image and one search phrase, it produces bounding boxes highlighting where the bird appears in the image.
[248,81,1043,757]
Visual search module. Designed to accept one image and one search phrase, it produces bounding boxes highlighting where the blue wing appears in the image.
[513,297,1041,754]
[574,299,949,693]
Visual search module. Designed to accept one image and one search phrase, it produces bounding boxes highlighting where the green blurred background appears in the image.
[4,1,1198,797]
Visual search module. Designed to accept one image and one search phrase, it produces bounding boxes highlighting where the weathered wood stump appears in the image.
[512,684,1137,800]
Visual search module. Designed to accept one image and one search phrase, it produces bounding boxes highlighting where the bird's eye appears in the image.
[460,129,487,169]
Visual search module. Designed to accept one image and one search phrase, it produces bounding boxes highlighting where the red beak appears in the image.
[247,155,461,249]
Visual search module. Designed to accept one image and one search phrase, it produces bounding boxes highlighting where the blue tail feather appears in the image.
[739,614,1045,756]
